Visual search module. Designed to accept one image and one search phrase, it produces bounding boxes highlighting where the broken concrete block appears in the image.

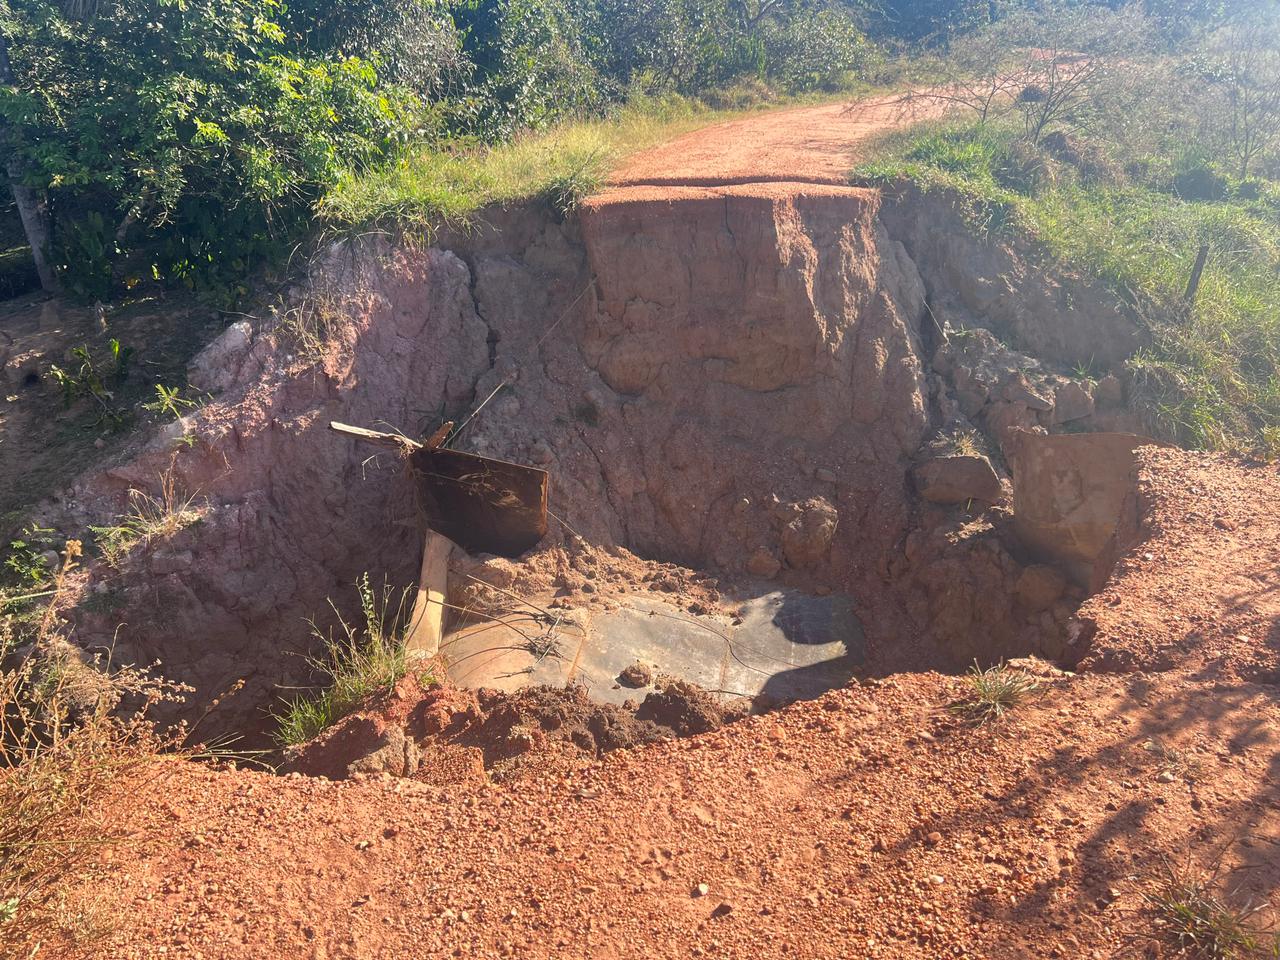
[913,455,1002,505]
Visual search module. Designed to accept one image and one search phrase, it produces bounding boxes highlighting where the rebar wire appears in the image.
[462,574,559,621]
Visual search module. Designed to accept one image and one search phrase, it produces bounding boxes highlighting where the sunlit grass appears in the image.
[320,94,742,231]
[857,121,1280,451]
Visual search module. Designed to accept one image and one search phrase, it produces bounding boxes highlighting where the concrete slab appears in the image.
[440,589,865,707]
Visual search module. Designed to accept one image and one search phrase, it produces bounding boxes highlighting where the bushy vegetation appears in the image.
[0,0,879,300]
[858,4,1280,451]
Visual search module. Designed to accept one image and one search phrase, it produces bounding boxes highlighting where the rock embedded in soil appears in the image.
[913,455,1002,505]
[618,662,654,688]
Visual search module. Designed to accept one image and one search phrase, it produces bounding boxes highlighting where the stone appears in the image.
[1014,565,1068,613]
[618,662,654,688]
[1010,431,1161,587]
[347,726,420,779]
[692,883,710,898]
[1003,375,1054,411]
[746,548,781,579]
[913,455,1002,505]
[1053,382,1095,424]
[780,498,839,567]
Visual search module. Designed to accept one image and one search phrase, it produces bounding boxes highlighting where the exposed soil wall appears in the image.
[39,186,1148,740]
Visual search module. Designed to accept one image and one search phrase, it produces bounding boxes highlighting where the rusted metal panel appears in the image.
[412,447,548,558]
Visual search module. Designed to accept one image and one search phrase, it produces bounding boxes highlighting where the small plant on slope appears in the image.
[273,574,423,747]
[949,660,1041,724]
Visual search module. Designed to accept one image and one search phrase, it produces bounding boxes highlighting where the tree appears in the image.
[0,0,417,298]
[0,21,58,292]
[1206,11,1280,179]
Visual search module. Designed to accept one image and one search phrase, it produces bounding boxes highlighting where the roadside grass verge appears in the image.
[273,574,424,747]
[1,541,186,955]
[856,121,1280,452]
[320,84,879,234]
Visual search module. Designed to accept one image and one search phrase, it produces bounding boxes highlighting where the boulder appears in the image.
[913,455,1002,505]
[1009,431,1159,588]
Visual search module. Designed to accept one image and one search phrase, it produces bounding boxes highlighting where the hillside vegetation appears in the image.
[857,4,1280,451]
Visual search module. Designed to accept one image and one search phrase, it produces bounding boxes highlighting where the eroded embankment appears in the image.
[43,182,1150,742]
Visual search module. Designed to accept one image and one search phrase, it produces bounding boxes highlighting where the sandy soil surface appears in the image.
[76,449,1280,959]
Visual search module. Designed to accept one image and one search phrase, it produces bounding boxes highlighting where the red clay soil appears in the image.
[75,449,1280,959]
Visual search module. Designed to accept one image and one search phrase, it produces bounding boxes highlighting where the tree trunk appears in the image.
[0,28,59,293]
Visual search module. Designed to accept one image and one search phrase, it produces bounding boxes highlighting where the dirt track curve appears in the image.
[68,105,1280,960]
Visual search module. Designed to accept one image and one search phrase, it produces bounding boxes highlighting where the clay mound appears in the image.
[286,673,752,784]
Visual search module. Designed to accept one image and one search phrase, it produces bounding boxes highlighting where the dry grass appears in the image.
[90,467,204,565]
[1140,857,1280,959]
[1,541,187,956]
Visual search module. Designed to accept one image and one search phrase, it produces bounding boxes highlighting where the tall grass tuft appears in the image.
[273,574,421,747]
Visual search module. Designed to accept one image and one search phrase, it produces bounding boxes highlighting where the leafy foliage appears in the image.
[1,0,419,298]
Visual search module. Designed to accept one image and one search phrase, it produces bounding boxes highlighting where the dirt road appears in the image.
[601,96,916,196]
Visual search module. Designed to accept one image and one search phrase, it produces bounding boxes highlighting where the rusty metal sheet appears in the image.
[412,447,548,557]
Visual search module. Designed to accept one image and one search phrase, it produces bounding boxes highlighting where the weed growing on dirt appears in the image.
[276,295,349,363]
[273,574,424,747]
[1141,737,1204,781]
[949,660,1041,724]
[1139,857,1280,959]
[46,339,134,430]
[142,384,199,422]
[90,470,203,565]
[1,541,188,956]
[942,427,983,458]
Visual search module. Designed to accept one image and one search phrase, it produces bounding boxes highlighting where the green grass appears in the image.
[273,574,424,747]
[856,121,1280,451]
[320,88,852,233]
[1141,858,1280,959]
[948,660,1041,723]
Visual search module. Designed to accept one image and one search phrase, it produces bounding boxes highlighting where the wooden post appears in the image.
[404,531,452,658]
[1183,244,1210,310]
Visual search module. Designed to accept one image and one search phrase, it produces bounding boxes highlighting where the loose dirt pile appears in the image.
[286,673,750,784]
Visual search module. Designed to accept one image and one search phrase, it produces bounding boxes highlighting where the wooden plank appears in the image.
[328,421,421,451]
[404,531,452,658]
